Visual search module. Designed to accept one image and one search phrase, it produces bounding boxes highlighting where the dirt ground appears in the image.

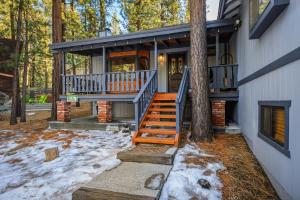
[0,102,91,131]
[197,134,280,200]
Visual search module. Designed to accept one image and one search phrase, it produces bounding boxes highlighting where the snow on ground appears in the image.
[160,143,224,200]
[0,129,131,200]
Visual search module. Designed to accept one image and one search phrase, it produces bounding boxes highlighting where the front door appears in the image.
[168,53,186,92]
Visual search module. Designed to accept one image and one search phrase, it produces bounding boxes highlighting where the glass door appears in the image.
[167,52,186,92]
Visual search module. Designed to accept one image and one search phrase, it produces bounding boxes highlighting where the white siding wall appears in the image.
[236,1,300,199]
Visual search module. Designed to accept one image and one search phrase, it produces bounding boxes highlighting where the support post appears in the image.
[154,39,158,70]
[102,46,106,94]
[216,32,220,65]
[102,46,106,72]
[62,51,65,95]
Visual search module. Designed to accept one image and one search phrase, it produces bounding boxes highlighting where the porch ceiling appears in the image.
[50,19,236,56]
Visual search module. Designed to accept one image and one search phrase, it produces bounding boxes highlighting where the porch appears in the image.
[51,19,240,146]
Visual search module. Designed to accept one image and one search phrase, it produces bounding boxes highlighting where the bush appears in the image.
[26,96,36,104]
[38,94,48,104]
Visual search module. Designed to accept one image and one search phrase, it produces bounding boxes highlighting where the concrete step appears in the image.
[117,144,177,165]
[72,162,172,200]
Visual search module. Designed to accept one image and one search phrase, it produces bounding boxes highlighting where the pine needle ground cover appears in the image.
[198,134,279,200]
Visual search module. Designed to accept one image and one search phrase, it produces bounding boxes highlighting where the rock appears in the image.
[45,147,59,162]
[203,169,213,176]
[144,173,165,190]
[106,125,119,132]
[121,127,130,133]
[93,164,101,169]
[197,178,211,189]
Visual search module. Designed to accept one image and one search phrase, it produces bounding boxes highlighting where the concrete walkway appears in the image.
[72,144,177,200]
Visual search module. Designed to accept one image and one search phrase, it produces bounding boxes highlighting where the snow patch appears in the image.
[0,129,131,200]
[160,143,224,200]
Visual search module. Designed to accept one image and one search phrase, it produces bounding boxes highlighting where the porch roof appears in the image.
[50,19,236,55]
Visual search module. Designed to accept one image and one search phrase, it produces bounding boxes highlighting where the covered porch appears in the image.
[50,18,239,146]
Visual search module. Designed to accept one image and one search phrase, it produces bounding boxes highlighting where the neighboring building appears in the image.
[219,0,299,199]
[51,0,299,199]
[0,38,16,97]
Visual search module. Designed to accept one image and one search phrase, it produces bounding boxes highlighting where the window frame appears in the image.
[249,0,290,39]
[258,101,291,158]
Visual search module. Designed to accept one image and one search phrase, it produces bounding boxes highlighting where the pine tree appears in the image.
[190,0,212,141]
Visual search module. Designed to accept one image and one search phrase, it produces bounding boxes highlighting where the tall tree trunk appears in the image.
[51,0,63,120]
[10,0,23,125]
[10,0,15,40]
[135,0,141,31]
[190,0,212,141]
[71,0,76,75]
[99,0,106,32]
[20,10,29,122]
[45,66,48,89]
[30,57,35,87]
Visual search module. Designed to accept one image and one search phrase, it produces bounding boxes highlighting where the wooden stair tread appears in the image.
[146,114,176,119]
[149,108,176,112]
[142,121,176,126]
[134,137,175,145]
[151,102,176,106]
[139,128,176,135]
[154,93,177,100]
[133,92,180,147]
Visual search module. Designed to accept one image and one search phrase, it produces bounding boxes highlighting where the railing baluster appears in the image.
[126,73,129,92]
[131,72,134,92]
[116,73,120,92]
[136,71,139,91]
[98,74,102,93]
[146,70,150,81]
[141,71,145,88]
[121,73,124,92]
[112,73,115,92]
[107,73,110,92]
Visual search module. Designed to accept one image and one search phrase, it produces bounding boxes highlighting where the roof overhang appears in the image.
[50,19,236,54]
[218,0,241,20]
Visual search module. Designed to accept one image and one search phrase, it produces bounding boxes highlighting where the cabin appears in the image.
[51,0,300,199]
[0,38,16,97]
[50,19,239,147]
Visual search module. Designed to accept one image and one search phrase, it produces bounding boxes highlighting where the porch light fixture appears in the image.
[159,54,164,63]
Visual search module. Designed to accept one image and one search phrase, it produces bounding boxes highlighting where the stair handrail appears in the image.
[133,70,158,131]
[176,67,190,133]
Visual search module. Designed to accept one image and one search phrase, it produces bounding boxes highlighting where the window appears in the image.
[249,0,290,39]
[249,0,270,30]
[110,57,136,72]
[258,101,291,157]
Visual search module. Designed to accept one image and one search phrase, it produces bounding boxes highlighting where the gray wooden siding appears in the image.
[236,1,300,200]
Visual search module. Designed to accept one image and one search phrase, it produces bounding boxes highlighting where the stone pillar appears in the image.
[57,101,71,122]
[211,100,226,127]
[97,101,112,123]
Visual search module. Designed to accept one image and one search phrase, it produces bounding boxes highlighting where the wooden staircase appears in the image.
[132,93,180,147]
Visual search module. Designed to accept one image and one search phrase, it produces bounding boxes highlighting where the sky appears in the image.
[207,0,220,21]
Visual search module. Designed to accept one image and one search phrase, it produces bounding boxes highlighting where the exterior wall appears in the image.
[112,102,134,119]
[92,56,103,74]
[236,1,300,199]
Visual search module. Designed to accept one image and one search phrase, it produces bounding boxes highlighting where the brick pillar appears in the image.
[97,101,112,123]
[211,100,226,127]
[57,101,71,122]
